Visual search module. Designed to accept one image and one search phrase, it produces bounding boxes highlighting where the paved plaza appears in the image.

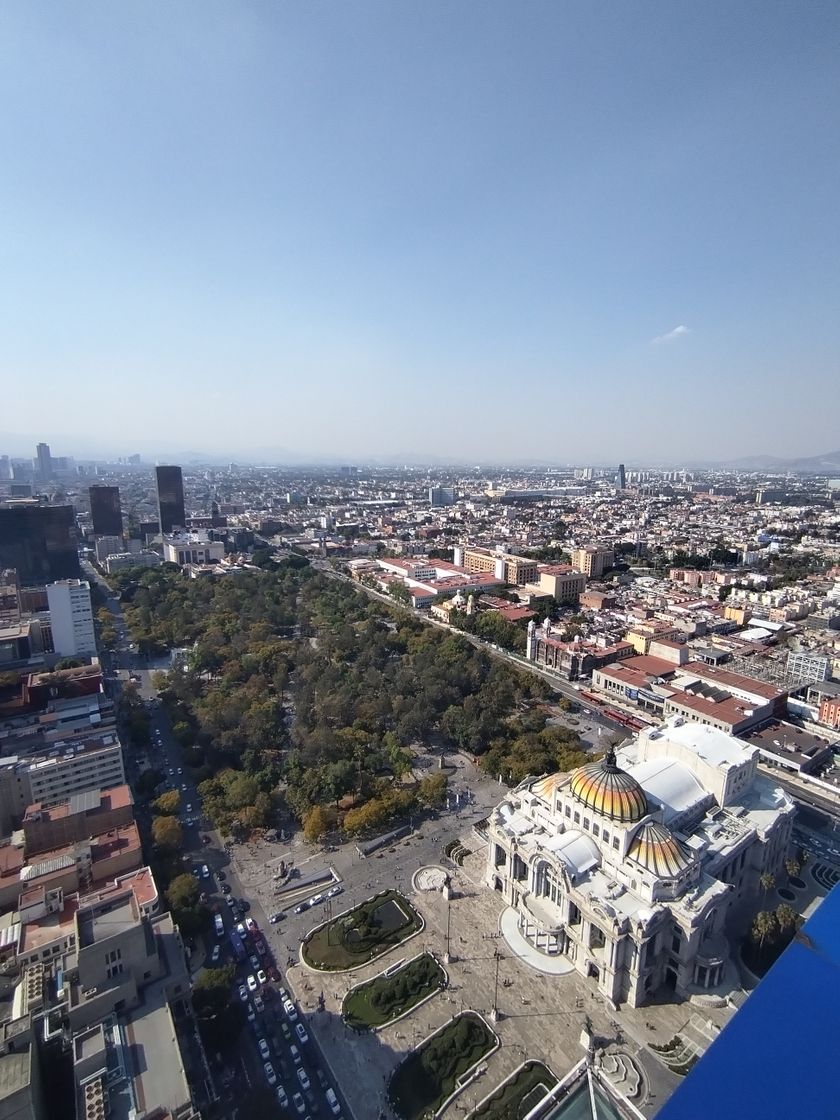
[227,808,743,1120]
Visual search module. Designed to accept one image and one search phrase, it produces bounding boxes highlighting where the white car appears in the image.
[185,804,193,814]
[326,1088,341,1116]
[237,985,248,1002]
[177,767,183,774]
[247,974,258,992]
[276,1087,289,1109]
[295,1022,309,1044]
[201,865,211,879]
[292,1093,306,1115]
[210,945,221,964]
[326,885,342,899]
[308,893,324,907]
[258,1038,270,1060]
[297,1068,310,1092]
[283,998,298,1022]
[289,1044,302,1066]
[245,917,258,933]
[264,1062,277,1086]
[257,968,267,986]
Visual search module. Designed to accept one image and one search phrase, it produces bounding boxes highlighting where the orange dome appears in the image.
[627,821,691,878]
[569,749,647,823]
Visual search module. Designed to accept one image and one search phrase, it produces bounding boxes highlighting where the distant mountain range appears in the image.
[705,450,840,473]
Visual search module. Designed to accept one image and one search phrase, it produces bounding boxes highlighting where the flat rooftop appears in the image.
[18,897,79,955]
[78,894,138,948]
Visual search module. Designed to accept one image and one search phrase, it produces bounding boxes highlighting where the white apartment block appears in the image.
[47,580,97,658]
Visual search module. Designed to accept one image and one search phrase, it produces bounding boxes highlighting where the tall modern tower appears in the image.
[155,465,185,533]
[89,485,123,536]
[617,463,627,490]
[0,502,80,585]
[35,443,52,481]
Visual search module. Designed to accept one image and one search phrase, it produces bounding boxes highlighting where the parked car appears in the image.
[250,954,260,971]
[297,1069,311,1092]
[258,1038,270,1061]
[289,1044,302,1066]
[280,1021,292,1041]
[269,911,283,923]
[293,901,309,914]
[292,1093,306,1115]
[245,917,258,932]
[257,969,267,986]
[201,865,211,879]
[276,1086,289,1109]
[264,1062,277,1086]
[222,883,232,895]
[326,885,343,899]
[295,1022,309,1044]
[254,993,264,1013]
[237,985,248,1002]
[283,998,298,1022]
[247,974,258,992]
[210,945,221,964]
[326,1088,341,1116]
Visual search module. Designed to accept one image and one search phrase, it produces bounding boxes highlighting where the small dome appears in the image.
[569,749,647,823]
[628,821,692,878]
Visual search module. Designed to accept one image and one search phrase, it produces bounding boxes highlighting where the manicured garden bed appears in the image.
[343,952,446,1029]
[470,1061,558,1120]
[302,890,423,970]
[389,1012,497,1120]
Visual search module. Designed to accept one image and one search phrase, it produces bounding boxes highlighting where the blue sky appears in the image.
[0,1,837,463]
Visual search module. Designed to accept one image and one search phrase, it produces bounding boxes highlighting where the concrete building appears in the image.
[428,486,456,507]
[105,550,160,574]
[456,545,539,586]
[785,649,831,686]
[23,785,134,856]
[93,536,124,564]
[572,547,615,580]
[486,719,794,1007]
[0,738,125,835]
[162,531,225,567]
[46,580,96,658]
[532,566,587,604]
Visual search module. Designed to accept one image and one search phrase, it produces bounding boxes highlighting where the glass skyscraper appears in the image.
[0,503,80,586]
[89,485,123,536]
[155,465,186,533]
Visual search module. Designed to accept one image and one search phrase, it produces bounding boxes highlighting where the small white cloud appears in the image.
[651,324,690,345]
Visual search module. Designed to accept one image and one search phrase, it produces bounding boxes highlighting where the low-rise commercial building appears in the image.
[572,547,615,579]
[162,531,225,567]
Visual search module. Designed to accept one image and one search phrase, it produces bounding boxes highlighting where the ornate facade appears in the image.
[486,719,794,1007]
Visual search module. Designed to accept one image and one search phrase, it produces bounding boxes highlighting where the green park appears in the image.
[301,890,423,971]
[342,952,446,1030]
[388,1011,497,1120]
[468,1061,558,1120]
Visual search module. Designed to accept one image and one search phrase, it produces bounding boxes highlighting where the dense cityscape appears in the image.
[0,446,838,1120]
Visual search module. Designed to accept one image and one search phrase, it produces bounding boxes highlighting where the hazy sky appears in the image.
[1,2,838,464]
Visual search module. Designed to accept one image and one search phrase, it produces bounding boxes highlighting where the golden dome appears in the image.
[569,749,647,823]
[627,820,691,878]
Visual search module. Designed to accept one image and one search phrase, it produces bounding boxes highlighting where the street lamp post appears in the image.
[491,949,502,1022]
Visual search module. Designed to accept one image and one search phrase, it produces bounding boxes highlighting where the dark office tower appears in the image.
[617,463,627,490]
[0,503,80,585]
[155,465,185,533]
[89,485,123,536]
[35,443,52,481]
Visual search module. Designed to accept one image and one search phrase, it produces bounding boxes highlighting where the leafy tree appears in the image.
[193,965,237,1019]
[153,789,181,815]
[303,805,329,843]
[784,857,801,879]
[166,873,200,912]
[418,772,447,808]
[152,815,183,852]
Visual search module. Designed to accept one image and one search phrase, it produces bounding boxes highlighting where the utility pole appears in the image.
[444,893,452,964]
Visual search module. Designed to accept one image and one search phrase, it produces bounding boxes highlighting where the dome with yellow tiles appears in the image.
[627,820,692,878]
[569,749,648,823]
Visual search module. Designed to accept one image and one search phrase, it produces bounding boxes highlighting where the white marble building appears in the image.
[485,718,794,1007]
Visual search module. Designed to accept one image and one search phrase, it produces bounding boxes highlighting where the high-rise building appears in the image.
[89,485,122,536]
[617,463,626,490]
[571,546,615,579]
[155,465,185,533]
[429,486,456,507]
[47,579,97,657]
[0,455,11,480]
[0,502,80,585]
[35,442,52,481]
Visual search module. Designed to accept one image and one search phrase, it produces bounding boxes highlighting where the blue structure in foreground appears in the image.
[657,884,840,1120]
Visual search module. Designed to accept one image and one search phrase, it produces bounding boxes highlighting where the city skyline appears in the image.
[1,3,838,461]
